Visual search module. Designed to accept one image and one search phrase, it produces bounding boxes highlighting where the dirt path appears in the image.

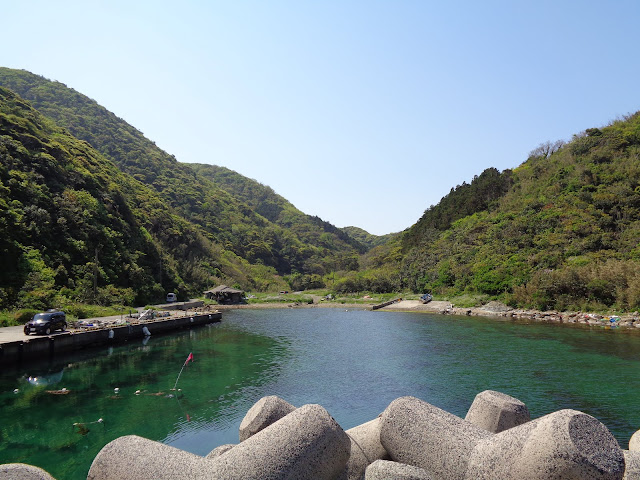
[381,300,453,312]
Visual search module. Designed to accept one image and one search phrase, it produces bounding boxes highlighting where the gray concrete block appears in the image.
[465,390,530,433]
[87,435,211,479]
[88,404,350,480]
[239,395,296,441]
[338,417,389,480]
[205,443,235,459]
[365,460,432,480]
[211,403,351,479]
[630,430,640,452]
[466,409,625,479]
[379,396,491,479]
[623,450,640,479]
[0,463,56,480]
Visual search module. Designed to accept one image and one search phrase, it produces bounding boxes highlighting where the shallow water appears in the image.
[1,308,639,479]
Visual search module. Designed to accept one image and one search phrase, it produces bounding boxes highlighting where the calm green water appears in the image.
[1,308,640,479]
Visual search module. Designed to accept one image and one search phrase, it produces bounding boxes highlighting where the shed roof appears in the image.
[206,285,244,294]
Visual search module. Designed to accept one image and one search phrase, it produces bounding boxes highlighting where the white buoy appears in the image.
[114,387,120,394]
[142,326,151,336]
[135,390,141,395]
[13,388,19,394]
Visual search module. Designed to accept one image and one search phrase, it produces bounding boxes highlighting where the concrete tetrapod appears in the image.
[0,463,57,480]
[337,417,390,480]
[465,389,530,433]
[466,409,625,479]
[239,395,296,441]
[380,396,491,479]
[623,450,640,479]
[88,404,350,480]
[205,444,235,459]
[630,430,640,452]
[365,459,432,480]
[380,396,626,480]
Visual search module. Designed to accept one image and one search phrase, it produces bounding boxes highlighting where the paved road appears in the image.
[0,325,52,343]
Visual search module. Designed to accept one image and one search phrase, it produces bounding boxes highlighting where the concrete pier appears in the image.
[0,312,221,365]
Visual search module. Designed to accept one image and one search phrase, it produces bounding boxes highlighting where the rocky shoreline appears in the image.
[217,300,640,330]
[447,301,640,329]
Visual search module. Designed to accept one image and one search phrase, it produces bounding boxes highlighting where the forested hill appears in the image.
[189,163,365,253]
[339,226,398,250]
[349,113,640,311]
[0,67,365,279]
[0,85,278,309]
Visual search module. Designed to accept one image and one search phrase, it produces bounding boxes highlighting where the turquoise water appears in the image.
[1,308,640,479]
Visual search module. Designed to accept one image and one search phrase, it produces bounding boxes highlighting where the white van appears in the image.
[166,292,177,302]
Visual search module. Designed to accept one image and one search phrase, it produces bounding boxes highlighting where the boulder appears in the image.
[465,390,530,433]
[365,459,431,480]
[0,463,57,480]
[239,395,296,441]
[338,417,389,480]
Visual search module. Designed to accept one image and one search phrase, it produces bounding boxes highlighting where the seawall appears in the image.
[0,311,221,366]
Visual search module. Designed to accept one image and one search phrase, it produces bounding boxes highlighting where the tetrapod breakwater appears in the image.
[5,389,640,479]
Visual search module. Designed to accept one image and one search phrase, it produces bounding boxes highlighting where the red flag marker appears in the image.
[184,352,194,366]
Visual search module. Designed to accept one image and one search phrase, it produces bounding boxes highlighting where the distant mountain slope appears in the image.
[0,68,363,276]
[189,163,366,253]
[340,226,397,249]
[397,114,640,310]
[0,86,275,309]
[402,167,513,248]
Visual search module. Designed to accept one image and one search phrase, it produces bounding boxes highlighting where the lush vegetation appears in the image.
[348,116,640,312]
[0,68,364,280]
[2,66,640,315]
[0,85,285,312]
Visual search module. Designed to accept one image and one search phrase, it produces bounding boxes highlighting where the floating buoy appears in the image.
[108,329,114,339]
[114,387,120,394]
[142,326,151,336]
[13,389,19,394]
[135,390,142,395]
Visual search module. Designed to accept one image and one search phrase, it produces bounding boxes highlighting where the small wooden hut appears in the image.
[205,285,245,304]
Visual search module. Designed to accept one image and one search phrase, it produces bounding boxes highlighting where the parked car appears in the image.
[420,293,433,304]
[24,310,67,335]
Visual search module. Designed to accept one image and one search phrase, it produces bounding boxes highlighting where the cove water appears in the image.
[1,308,640,479]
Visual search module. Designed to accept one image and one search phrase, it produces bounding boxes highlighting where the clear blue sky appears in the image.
[4,1,640,235]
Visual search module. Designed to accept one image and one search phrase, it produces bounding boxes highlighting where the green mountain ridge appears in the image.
[343,115,640,311]
[2,66,640,312]
[0,85,279,309]
[0,68,365,283]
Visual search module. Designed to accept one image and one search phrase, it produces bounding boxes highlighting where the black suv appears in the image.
[24,310,67,335]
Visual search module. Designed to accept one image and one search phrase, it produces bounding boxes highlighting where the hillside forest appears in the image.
[1,67,640,315]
